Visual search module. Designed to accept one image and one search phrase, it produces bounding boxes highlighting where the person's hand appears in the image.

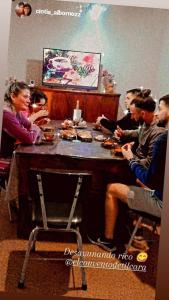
[29,110,49,123]
[96,114,107,125]
[114,125,124,139]
[100,126,112,135]
[121,142,134,160]
[31,123,41,135]
[35,118,50,126]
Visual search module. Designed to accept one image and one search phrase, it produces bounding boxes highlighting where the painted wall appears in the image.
[0,0,11,147]
[7,0,169,112]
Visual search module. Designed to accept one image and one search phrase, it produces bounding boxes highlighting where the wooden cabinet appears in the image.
[36,86,120,122]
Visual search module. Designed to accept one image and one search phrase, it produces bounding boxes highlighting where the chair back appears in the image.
[28,168,92,229]
[0,158,11,189]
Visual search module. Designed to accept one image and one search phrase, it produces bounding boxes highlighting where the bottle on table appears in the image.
[73,100,82,125]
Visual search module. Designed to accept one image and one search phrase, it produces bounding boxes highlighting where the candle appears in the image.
[76,100,79,109]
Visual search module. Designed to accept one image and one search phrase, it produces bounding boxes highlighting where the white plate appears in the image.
[94,135,107,142]
[73,125,87,129]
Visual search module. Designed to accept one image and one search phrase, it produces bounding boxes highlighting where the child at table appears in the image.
[28,90,50,126]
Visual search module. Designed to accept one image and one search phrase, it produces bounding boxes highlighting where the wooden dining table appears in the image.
[15,121,135,238]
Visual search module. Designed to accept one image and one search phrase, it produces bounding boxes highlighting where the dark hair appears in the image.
[31,91,48,105]
[4,81,30,103]
[137,89,151,99]
[126,88,141,95]
[159,95,169,107]
[130,88,152,108]
[130,96,156,112]
[24,3,32,16]
[126,88,151,100]
[18,2,24,6]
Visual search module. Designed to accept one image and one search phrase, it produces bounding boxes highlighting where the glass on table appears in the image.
[42,126,55,142]
[56,128,61,141]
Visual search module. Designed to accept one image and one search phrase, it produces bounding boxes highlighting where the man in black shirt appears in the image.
[96,88,150,134]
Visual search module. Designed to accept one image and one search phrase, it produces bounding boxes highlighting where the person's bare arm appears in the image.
[29,110,48,123]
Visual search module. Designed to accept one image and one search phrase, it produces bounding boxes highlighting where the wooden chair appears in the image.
[18,168,92,290]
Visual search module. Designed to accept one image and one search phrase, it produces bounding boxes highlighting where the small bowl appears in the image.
[101,139,114,149]
[114,147,123,156]
[43,132,55,142]
[41,126,55,132]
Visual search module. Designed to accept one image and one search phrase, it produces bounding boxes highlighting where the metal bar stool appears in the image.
[125,210,161,253]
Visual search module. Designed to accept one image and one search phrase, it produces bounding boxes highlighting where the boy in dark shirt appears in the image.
[96,88,150,134]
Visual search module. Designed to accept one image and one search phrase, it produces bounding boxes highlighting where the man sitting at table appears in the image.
[92,94,169,252]
[114,96,165,168]
[96,88,147,134]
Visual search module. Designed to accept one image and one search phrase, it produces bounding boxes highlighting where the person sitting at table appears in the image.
[28,90,49,126]
[114,96,165,168]
[96,88,148,134]
[1,81,41,158]
[91,94,169,252]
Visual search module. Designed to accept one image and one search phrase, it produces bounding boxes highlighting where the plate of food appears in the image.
[73,120,87,129]
[101,139,115,149]
[60,129,77,140]
[94,135,107,142]
[77,131,92,142]
[61,119,74,129]
[111,146,123,157]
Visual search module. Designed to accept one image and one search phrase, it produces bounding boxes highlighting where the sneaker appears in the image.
[87,234,99,245]
[87,235,117,252]
[97,237,117,252]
